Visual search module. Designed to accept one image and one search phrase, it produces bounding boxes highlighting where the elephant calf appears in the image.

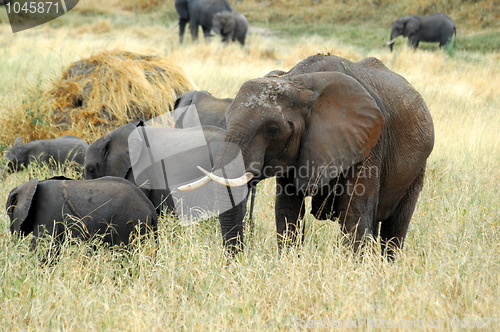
[7,176,158,250]
[212,11,248,46]
[4,135,88,172]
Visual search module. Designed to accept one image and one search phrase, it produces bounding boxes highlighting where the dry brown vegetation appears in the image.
[0,50,192,143]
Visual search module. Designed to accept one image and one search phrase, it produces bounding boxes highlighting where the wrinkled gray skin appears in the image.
[190,55,434,259]
[388,13,456,51]
[173,90,233,129]
[4,135,88,172]
[7,176,158,250]
[212,11,248,46]
[84,122,227,215]
[175,0,232,44]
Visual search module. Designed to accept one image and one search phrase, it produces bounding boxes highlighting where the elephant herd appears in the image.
[4,54,434,261]
[175,0,248,46]
[175,0,456,51]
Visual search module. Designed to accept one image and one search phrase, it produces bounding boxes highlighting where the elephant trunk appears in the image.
[212,139,250,255]
[217,187,245,255]
[177,132,254,256]
[387,32,398,51]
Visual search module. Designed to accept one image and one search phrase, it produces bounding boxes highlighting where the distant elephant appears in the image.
[7,176,158,250]
[180,54,435,259]
[387,13,456,51]
[4,135,88,172]
[173,90,233,129]
[175,0,232,44]
[212,11,248,46]
[84,122,229,219]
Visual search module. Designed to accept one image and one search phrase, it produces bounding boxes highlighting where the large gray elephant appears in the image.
[175,0,232,44]
[173,90,233,129]
[212,11,248,46]
[4,135,88,172]
[7,176,158,250]
[84,122,229,220]
[180,54,435,259]
[387,13,456,51]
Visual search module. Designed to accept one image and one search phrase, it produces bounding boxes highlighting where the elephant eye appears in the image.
[266,124,280,138]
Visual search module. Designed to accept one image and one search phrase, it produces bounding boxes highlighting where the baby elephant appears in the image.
[212,11,248,46]
[4,135,88,172]
[6,176,158,249]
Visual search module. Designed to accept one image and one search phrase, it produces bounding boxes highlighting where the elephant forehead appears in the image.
[240,80,292,110]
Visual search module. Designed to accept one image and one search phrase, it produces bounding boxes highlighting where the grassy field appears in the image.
[0,1,499,330]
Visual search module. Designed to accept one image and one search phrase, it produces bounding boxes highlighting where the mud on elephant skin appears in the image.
[4,135,88,173]
[388,13,456,51]
[6,176,158,251]
[212,11,248,46]
[181,54,434,259]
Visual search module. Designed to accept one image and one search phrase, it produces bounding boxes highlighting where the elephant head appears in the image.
[387,16,420,51]
[212,11,234,37]
[181,72,384,253]
[4,137,25,172]
[84,122,140,181]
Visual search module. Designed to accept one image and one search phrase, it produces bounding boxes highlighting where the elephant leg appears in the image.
[238,35,246,46]
[189,22,199,41]
[178,19,188,44]
[275,176,306,251]
[336,165,380,253]
[439,38,451,48]
[380,169,425,260]
[408,36,419,49]
[201,25,212,40]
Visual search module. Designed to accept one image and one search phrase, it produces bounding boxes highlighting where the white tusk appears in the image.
[198,166,254,187]
[177,176,211,191]
[387,38,397,45]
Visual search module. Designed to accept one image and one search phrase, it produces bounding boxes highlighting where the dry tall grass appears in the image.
[0,2,498,330]
[0,50,192,144]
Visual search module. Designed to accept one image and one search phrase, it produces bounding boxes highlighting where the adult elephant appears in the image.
[180,54,435,259]
[387,13,456,51]
[175,0,232,44]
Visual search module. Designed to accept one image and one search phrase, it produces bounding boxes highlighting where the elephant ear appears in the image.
[6,179,39,235]
[95,134,112,159]
[295,72,384,193]
[404,17,420,37]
